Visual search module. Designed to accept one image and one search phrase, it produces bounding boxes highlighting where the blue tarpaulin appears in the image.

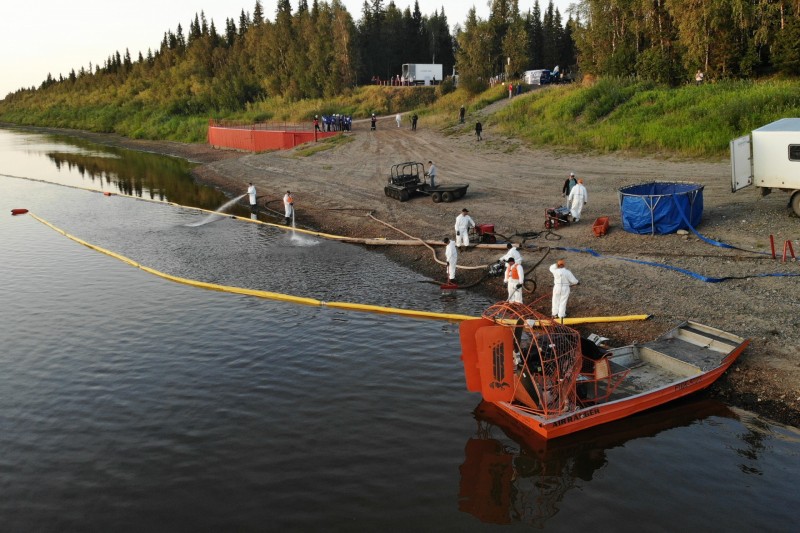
[619,182,704,235]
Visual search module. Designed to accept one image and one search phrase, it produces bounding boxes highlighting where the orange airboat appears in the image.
[459,301,749,440]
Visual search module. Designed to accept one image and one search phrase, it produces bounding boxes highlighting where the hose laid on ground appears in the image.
[23,211,648,325]
[367,213,491,271]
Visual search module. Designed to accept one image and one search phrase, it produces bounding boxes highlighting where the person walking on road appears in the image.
[550,259,579,319]
[562,172,577,199]
[396,113,402,128]
[371,114,377,131]
[444,237,458,284]
[411,114,418,131]
[247,182,257,209]
[475,121,482,141]
[283,190,294,225]
[567,178,588,222]
[455,208,476,251]
[504,257,524,304]
[459,105,465,124]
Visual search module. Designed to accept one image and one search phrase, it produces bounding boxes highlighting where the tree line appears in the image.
[4,1,575,114]
[573,0,800,84]
[4,0,798,117]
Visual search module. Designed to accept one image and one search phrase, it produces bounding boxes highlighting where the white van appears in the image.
[523,69,551,85]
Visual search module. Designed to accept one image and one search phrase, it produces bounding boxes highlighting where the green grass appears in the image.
[293,133,353,157]
[3,76,800,158]
[493,77,800,157]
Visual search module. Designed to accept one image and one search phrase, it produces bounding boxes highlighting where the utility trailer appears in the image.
[730,118,800,216]
[384,161,469,203]
[402,63,443,85]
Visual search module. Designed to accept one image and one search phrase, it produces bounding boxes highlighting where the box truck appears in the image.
[402,63,443,85]
[730,118,800,216]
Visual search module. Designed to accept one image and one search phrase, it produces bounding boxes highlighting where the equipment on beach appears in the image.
[470,223,496,244]
[544,206,570,229]
[384,161,469,203]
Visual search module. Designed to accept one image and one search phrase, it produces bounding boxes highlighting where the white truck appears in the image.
[402,63,443,86]
[730,118,800,216]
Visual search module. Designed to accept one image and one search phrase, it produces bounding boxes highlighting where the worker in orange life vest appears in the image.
[283,191,294,225]
[503,257,524,303]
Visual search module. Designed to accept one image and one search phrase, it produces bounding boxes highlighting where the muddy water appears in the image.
[1,128,797,530]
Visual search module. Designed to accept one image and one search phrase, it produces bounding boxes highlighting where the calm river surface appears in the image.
[1,127,798,531]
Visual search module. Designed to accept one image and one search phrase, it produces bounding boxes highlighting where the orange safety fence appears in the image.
[207,120,339,152]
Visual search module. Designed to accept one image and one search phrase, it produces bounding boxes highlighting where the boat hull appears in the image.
[491,339,748,439]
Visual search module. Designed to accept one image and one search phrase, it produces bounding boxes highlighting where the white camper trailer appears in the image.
[730,118,800,216]
[402,63,443,86]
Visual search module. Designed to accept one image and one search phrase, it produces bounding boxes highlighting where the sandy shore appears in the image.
[17,120,800,427]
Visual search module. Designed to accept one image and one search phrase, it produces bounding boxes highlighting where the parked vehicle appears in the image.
[384,161,469,203]
[459,301,748,440]
[730,118,800,216]
[401,64,443,86]
[523,69,551,85]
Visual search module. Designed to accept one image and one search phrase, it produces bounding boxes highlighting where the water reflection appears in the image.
[1,127,260,219]
[458,399,737,527]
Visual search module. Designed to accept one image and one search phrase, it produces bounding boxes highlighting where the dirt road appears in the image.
[21,118,800,426]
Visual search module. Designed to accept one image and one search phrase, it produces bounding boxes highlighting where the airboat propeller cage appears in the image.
[618,181,704,235]
[460,302,583,418]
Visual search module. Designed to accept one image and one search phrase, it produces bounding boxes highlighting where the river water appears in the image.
[1,127,798,531]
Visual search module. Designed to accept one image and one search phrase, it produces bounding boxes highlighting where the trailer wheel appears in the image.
[400,190,410,202]
[792,191,800,218]
[442,191,454,202]
[431,192,442,203]
[544,220,551,229]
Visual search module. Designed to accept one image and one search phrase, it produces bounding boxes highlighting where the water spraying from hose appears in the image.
[185,194,246,227]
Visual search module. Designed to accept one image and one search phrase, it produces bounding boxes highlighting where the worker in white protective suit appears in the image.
[454,208,476,251]
[504,257,524,303]
[567,178,588,222]
[283,191,294,225]
[426,160,438,188]
[247,182,257,209]
[550,259,579,319]
[500,243,522,265]
[444,237,457,283]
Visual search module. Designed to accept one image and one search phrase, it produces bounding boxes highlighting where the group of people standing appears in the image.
[246,183,294,225]
[315,114,352,132]
[441,184,582,316]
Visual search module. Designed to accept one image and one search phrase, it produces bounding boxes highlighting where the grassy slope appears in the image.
[2,78,799,157]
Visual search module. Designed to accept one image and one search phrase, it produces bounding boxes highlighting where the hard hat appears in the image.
[557,259,565,267]
[570,172,575,177]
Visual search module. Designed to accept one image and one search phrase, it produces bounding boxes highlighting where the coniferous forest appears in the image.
[1,0,798,143]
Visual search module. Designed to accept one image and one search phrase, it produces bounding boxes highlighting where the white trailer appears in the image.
[402,63,443,86]
[730,118,800,216]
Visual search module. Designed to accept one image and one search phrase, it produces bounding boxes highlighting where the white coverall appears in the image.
[567,182,588,222]
[445,240,458,281]
[500,246,522,265]
[427,163,437,188]
[283,193,294,219]
[504,262,525,303]
[247,184,257,206]
[455,213,476,248]
[550,263,579,318]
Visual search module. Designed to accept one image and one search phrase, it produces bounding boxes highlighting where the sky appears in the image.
[0,0,575,99]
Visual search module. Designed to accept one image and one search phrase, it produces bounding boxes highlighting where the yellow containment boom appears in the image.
[26,211,649,325]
